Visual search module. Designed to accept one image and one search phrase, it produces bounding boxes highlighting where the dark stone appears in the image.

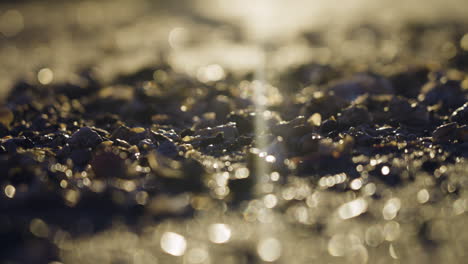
[421,80,465,111]
[0,123,9,138]
[227,112,254,135]
[390,66,429,98]
[199,133,224,148]
[91,151,126,178]
[157,140,178,159]
[457,125,468,142]
[337,105,372,127]
[70,148,92,166]
[329,73,394,101]
[114,138,131,148]
[432,122,458,143]
[180,128,194,137]
[450,103,468,125]
[298,133,322,154]
[69,127,103,148]
[389,97,429,125]
[321,118,338,133]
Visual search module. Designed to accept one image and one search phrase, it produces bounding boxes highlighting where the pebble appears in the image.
[299,133,322,153]
[450,103,468,125]
[156,139,178,159]
[457,125,468,142]
[421,80,465,111]
[91,150,126,178]
[70,148,92,166]
[68,127,103,148]
[337,105,372,127]
[389,97,430,125]
[227,111,254,134]
[390,66,429,98]
[432,122,458,143]
[329,73,394,101]
[195,122,239,140]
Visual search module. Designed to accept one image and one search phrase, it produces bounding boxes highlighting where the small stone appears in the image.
[138,138,158,152]
[227,111,254,134]
[0,107,14,128]
[114,138,131,148]
[457,125,468,142]
[157,140,178,159]
[421,80,465,111]
[198,133,224,148]
[69,127,103,148]
[329,73,394,101]
[3,137,34,152]
[195,122,239,140]
[91,150,126,178]
[110,125,132,141]
[271,116,307,138]
[337,105,372,127]
[299,133,322,153]
[432,122,458,143]
[70,148,92,166]
[320,117,338,134]
[209,95,234,122]
[389,97,429,125]
[0,123,9,138]
[301,94,349,119]
[390,66,429,98]
[450,103,468,125]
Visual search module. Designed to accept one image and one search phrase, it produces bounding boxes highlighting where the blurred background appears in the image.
[1,0,468,99]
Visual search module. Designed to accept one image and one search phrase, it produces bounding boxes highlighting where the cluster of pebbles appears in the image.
[1,17,468,264]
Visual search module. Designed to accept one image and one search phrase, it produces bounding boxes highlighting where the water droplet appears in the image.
[270,172,280,181]
[381,166,390,175]
[0,10,24,37]
[257,237,281,262]
[38,68,54,85]
[265,155,276,163]
[263,194,278,208]
[338,198,368,220]
[350,178,363,190]
[208,223,231,244]
[30,218,49,238]
[389,244,398,259]
[161,232,187,256]
[197,64,225,83]
[383,221,400,241]
[328,234,347,256]
[168,27,187,49]
[417,189,430,204]
[461,34,468,51]
[187,248,209,263]
[365,225,384,247]
[4,185,15,198]
[382,198,401,220]
[235,168,250,179]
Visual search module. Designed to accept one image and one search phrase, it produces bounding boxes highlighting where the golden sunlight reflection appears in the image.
[4,184,16,198]
[0,10,24,37]
[186,248,209,263]
[257,237,282,262]
[382,198,401,220]
[37,68,54,85]
[160,232,187,256]
[208,223,232,244]
[338,198,368,220]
